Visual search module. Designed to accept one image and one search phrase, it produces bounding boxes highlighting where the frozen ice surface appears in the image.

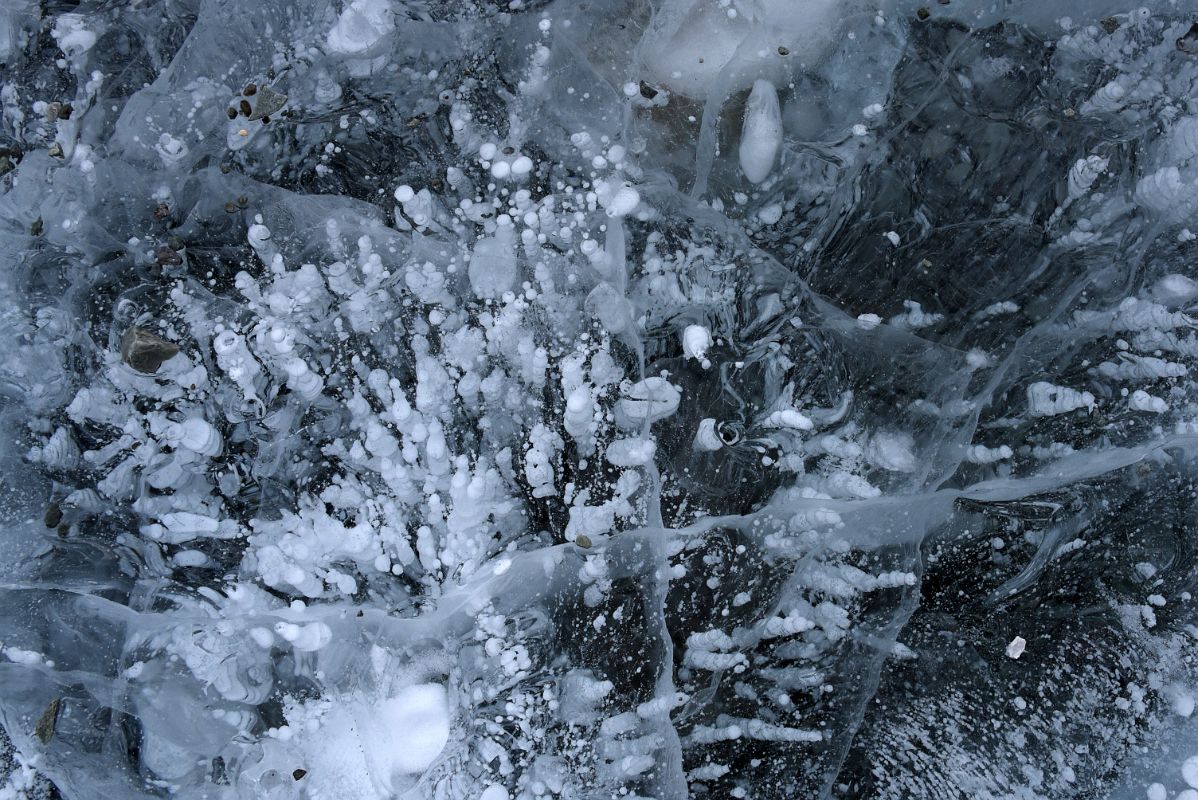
[2,0,1198,799]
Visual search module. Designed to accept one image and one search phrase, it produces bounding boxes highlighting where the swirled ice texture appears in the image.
[4,0,1198,797]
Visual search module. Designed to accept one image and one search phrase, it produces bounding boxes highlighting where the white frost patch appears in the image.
[856,313,882,330]
[1027,381,1095,417]
[326,0,394,55]
[614,377,681,430]
[865,431,916,472]
[606,437,657,467]
[640,0,843,98]
[761,408,813,431]
[757,203,783,225]
[1129,389,1168,414]
[273,621,333,652]
[976,300,1019,319]
[479,787,510,800]
[52,14,98,57]
[469,226,519,300]
[889,300,942,329]
[1152,273,1198,307]
[376,683,452,774]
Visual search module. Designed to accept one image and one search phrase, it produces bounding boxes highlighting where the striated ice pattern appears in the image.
[2,1,1198,798]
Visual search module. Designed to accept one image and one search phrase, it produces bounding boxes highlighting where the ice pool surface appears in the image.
[2,1,1198,798]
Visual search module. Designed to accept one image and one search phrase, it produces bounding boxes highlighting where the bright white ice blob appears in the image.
[739,79,783,184]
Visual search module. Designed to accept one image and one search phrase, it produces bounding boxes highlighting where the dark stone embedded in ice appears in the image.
[120,326,180,374]
[248,85,287,121]
[155,246,183,267]
[33,698,60,744]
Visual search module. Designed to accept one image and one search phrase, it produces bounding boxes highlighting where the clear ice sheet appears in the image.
[1,0,1198,798]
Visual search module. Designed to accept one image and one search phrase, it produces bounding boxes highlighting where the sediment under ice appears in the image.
[2,0,1198,798]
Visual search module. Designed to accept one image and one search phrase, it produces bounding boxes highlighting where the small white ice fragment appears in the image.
[884,231,901,246]
[1005,636,1026,659]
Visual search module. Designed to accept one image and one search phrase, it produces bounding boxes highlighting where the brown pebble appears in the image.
[56,522,69,537]
[916,7,930,20]
[239,99,253,117]
[226,107,237,119]
[224,201,237,213]
[34,698,61,744]
[48,142,63,158]
[156,246,183,267]
[575,534,592,548]
[244,83,257,96]
[153,202,171,220]
[44,503,62,528]
[777,46,790,56]
[120,326,180,374]
[30,217,43,236]
[1101,16,1119,33]
[237,195,248,208]
[59,104,72,120]
[292,769,307,781]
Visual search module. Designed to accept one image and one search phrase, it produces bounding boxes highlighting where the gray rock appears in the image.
[120,326,179,373]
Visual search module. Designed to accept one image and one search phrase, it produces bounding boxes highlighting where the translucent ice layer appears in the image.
[1,1,1198,799]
